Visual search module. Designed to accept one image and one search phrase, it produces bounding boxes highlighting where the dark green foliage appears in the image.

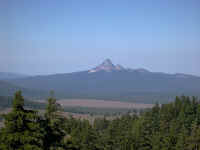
[43,94,66,150]
[1,93,200,150]
[0,91,44,150]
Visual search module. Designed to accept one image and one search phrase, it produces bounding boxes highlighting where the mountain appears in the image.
[0,72,29,80]
[8,59,200,103]
[89,59,127,73]
[88,59,151,73]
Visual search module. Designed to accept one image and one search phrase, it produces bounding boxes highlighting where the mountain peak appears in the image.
[101,59,114,67]
[89,59,152,73]
[88,59,127,73]
[89,59,118,73]
[115,64,125,70]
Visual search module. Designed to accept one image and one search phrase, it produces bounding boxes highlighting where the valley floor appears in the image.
[56,99,153,109]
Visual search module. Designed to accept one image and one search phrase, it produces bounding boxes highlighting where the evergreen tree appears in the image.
[0,93,200,150]
[0,91,44,150]
[175,126,188,150]
[43,92,66,150]
[187,122,200,150]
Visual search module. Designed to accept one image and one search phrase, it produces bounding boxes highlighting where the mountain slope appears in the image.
[0,72,29,80]
[8,59,200,103]
[0,80,48,99]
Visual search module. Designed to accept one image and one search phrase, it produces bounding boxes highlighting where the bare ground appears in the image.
[57,99,153,109]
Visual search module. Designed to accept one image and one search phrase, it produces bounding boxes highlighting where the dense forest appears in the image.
[0,91,200,150]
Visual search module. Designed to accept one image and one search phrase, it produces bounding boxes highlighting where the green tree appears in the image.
[175,126,188,150]
[0,91,44,150]
[187,122,200,150]
[43,92,66,150]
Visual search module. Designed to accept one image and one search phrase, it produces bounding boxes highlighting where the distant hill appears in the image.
[0,96,46,111]
[0,72,29,80]
[8,59,200,103]
[0,80,48,99]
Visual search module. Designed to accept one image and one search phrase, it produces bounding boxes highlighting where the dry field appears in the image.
[0,100,153,126]
[57,99,153,109]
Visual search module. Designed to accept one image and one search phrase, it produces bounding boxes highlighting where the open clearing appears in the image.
[57,99,153,109]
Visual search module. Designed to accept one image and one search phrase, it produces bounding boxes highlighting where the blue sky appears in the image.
[0,0,200,75]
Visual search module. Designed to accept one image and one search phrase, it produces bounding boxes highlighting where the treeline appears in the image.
[0,91,200,150]
[63,106,140,116]
[0,96,141,115]
[0,96,46,110]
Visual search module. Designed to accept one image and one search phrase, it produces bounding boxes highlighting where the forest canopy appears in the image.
[0,91,200,150]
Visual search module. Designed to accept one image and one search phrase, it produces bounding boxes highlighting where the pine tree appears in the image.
[43,92,66,150]
[0,91,44,150]
[187,122,200,150]
[175,126,189,150]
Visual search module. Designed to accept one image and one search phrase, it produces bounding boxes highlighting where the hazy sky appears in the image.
[1,0,200,76]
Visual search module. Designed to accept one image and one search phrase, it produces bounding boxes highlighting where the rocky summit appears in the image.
[89,59,125,73]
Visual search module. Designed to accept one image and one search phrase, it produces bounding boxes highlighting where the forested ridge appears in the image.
[0,91,200,150]
[9,69,200,103]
